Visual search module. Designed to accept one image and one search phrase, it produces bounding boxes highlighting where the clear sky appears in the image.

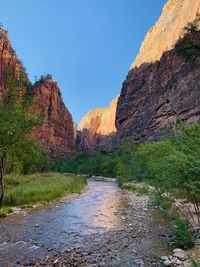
[0,0,166,123]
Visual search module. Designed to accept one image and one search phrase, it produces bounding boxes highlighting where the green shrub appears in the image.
[121,182,137,192]
[149,194,161,207]
[0,207,12,218]
[190,257,200,267]
[172,219,194,248]
[136,184,149,196]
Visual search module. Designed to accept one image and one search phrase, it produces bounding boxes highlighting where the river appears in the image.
[0,180,170,266]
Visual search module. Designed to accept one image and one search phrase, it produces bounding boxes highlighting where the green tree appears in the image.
[0,67,42,206]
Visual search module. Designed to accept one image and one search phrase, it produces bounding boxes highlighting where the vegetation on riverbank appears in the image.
[0,173,87,217]
[53,121,200,248]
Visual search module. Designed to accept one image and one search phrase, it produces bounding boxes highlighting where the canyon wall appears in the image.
[0,27,75,157]
[116,0,200,143]
[31,79,75,157]
[77,97,118,152]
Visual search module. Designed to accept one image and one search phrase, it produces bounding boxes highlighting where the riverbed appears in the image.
[0,180,171,266]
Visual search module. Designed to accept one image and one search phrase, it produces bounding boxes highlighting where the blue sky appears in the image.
[0,0,166,123]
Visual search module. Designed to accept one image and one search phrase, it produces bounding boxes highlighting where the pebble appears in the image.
[164,259,171,266]
[161,256,168,261]
[173,251,185,260]
[53,259,59,264]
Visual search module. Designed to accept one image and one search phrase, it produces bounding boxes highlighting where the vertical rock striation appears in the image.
[116,0,200,143]
[0,27,75,157]
[31,79,75,157]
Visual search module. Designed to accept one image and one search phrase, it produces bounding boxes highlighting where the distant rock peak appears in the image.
[76,96,118,152]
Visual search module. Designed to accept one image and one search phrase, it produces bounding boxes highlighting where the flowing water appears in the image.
[0,180,171,266]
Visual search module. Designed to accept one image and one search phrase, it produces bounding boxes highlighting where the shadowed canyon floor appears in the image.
[0,180,171,266]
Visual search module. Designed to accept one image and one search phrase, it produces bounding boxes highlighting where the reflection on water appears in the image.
[0,181,122,265]
[0,180,174,267]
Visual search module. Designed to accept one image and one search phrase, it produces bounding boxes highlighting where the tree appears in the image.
[0,67,43,207]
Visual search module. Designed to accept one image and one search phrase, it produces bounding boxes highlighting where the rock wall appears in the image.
[131,0,200,69]
[116,0,200,143]
[0,28,26,98]
[31,79,75,157]
[0,27,75,157]
[77,97,118,152]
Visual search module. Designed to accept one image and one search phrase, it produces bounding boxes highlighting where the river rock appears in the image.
[161,256,169,261]
[11,207,22,214]
[173,251,186,260]
[164,259,171,266]
[173,248,183,253]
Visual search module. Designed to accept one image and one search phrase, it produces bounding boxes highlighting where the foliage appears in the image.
[33,73,53,86]
[120,182,137,192]
[172,219,194,248]
[190,257,200,267]
[0,66,43,206]
[3,173,86,208]
[0,206,12,218]
[52,148,119,178]
[52,121,200,231]
[136,184,149,196]
[175,16,200,62]
[6,139,52,174]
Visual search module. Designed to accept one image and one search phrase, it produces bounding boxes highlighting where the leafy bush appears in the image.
[172,219,194,248]
[6,139,52,174]
[136,184,149,196]
[175,16,200,62]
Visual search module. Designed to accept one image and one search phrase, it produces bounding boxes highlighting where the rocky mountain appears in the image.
[31,78,75,157]
[77,97,118,152]
[0,27,75,157]
[116,0,200,143]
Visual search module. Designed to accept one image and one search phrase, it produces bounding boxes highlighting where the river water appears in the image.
[0,180,170,266]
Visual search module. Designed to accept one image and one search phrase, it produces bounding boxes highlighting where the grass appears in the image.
[121,181,150,196]
[0,173,87,217]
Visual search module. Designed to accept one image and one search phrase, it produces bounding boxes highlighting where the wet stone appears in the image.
[0,180,171,266]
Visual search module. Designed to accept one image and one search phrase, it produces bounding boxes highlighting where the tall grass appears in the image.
[3,173,87,207]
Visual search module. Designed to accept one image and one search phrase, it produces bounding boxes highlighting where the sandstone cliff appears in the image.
[0,28,26,96]
[116,0,200,143]
[31,79,75,157]
[0,27,75,157]
[131,0,200,69]
[77,97,118,152]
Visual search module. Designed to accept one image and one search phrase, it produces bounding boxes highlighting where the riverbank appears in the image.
[121,181,200,266]
[0,180,171,266]
[0,173,87,217]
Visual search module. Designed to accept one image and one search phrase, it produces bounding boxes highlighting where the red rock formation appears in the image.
[0,28,26,98]
[31,79,75,157]
[116,0,200,143]
[0,27,75,157]
[77,97,118,152]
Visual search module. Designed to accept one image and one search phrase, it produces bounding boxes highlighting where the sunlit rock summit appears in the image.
[0,27,75,157]
[116,0,200,143]
[76,97,118,152]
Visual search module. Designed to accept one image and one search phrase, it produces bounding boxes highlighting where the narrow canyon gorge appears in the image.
[1,0,200,154]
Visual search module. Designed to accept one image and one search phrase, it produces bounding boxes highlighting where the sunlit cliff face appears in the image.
[130,0,200,69]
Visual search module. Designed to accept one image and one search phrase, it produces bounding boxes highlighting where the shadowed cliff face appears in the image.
[77,97,118,153]
[116,0,200,143]
[0,27,75,157]
[116,47,200,142]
